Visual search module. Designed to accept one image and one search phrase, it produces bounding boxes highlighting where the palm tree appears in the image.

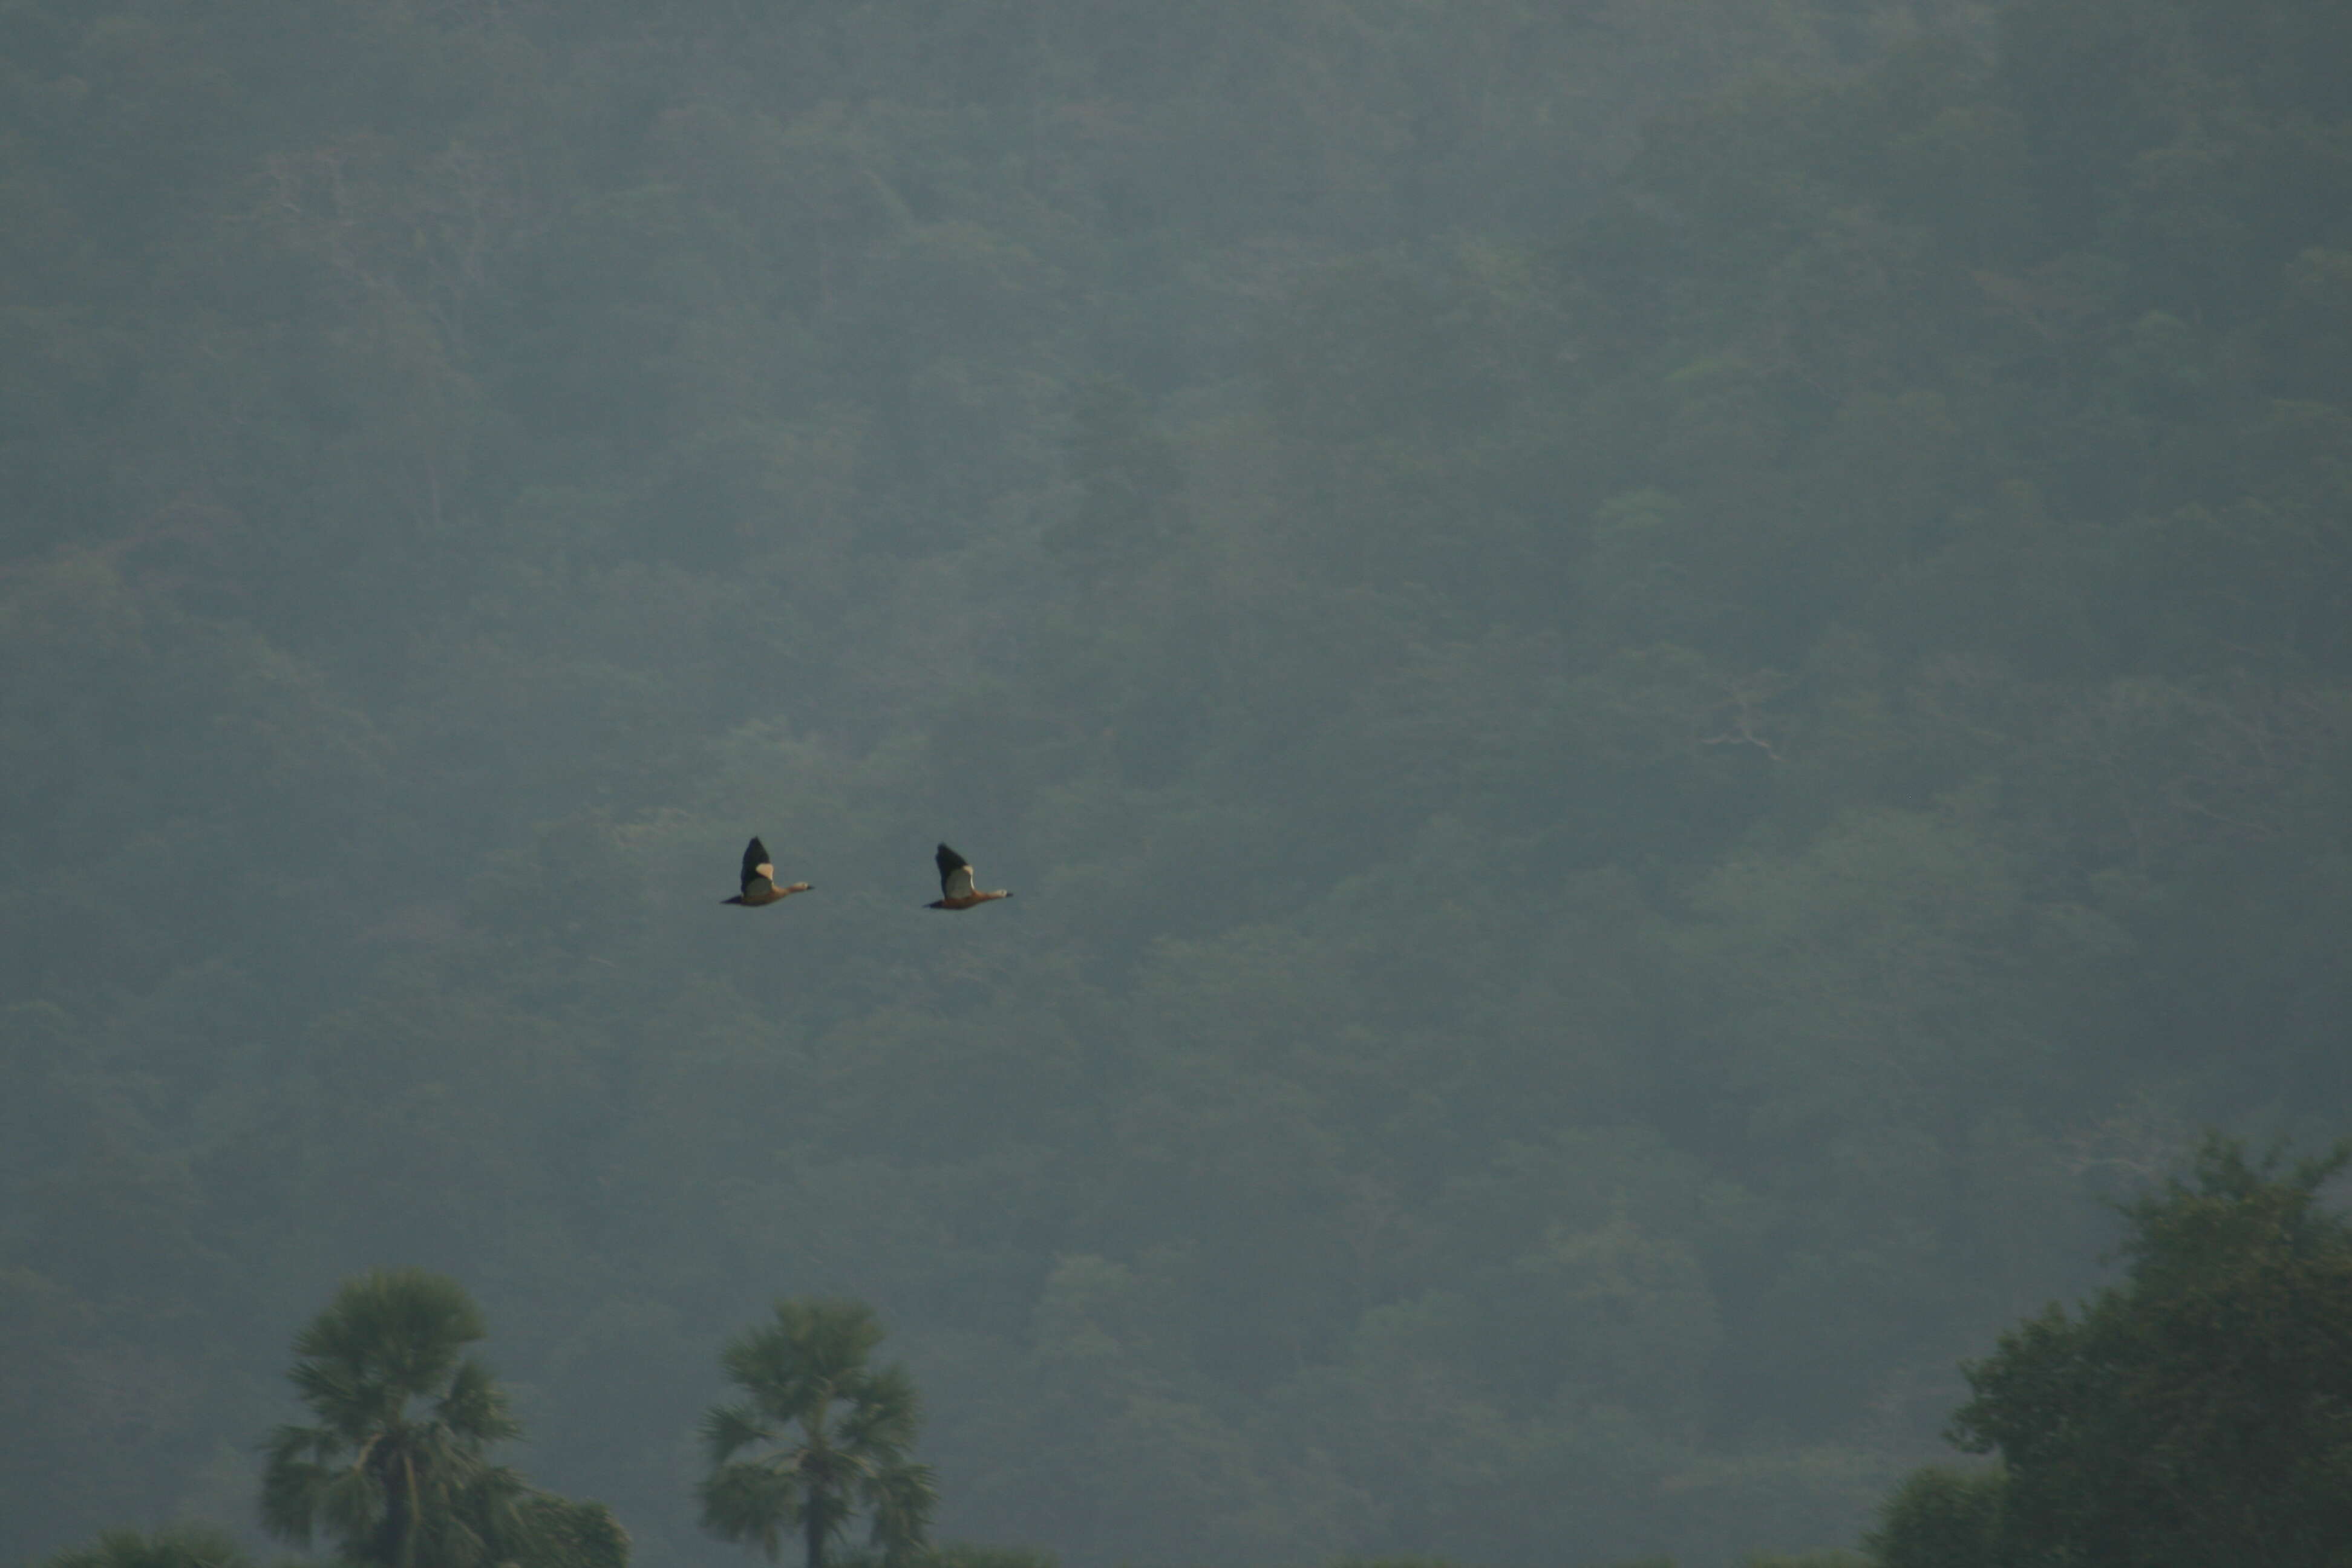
[698,1299,938,1568]
[260,1267,530,1568]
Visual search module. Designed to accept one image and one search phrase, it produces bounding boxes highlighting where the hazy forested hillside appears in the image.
[5,0,2349,1564]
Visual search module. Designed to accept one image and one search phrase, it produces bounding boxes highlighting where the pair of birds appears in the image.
[722,838,1012,912]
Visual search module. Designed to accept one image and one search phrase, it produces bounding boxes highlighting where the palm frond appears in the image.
[702,1400,776,1465]
[699,1299,933,1568]
[437,1357,524,1445]
[701,1459,806,1562]
[864,1462,938,1568]
[261,1270,521,1567]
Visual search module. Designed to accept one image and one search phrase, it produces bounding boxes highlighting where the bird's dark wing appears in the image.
[741,837,773,893]
[935,843,970,895]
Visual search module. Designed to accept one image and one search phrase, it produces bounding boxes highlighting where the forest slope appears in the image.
[4,1,2349,1565]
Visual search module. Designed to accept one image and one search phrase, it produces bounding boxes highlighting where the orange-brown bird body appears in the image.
[927,843,1011,910]
[724,837,811,906]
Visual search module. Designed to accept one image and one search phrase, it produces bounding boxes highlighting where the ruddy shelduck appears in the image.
[723,837,811,907]
[927,843,1011,910]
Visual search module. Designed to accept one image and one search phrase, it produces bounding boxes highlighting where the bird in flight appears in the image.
[723,837,811,907]
[927,843,1011,910]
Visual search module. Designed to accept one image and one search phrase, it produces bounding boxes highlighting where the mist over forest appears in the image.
[6,0,2352,1565]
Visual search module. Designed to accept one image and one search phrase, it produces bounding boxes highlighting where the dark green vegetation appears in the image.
[4,0,2350,1563]
[260,1269,624,1568]
[700,1300,934,1568]
[1873,1140,2352,1568]
[32,1529,256,1568]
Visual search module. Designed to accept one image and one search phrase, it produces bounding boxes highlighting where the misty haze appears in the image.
[6,2,2352,1568]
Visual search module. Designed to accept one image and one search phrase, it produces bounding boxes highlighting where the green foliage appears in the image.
[261,1269,529,1568]
[34,1526,253,1568]
[258,1269,622,1568]
[701,1299,936,1568]
[6,0,2352,1564]
[503,1495,632,1568]
[901,1547,1056,1568]
[1045,379,1189,586]
[1944,1137,2352,1567]
[1863,1466,2007,1568]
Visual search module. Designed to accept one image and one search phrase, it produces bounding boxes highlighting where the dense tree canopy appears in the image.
[31,1528,255,1568]
[1934,1139,2352,1568]
[4,0,2350,1563]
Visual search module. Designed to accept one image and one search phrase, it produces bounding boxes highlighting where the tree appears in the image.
[1864,1466,2007,1568]
[1937,1136,2352,1568]
[699,1299,937,1568]
[1043,378,1188,587]
[899,1549,1056,1568]
[501,1494,632,1568]
[260,1268,531,1568]
[37,1526,252,1568]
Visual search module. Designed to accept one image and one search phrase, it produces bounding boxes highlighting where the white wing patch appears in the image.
[944,863,976,900]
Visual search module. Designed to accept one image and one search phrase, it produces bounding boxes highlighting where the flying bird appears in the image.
[723,837,811,907]
[927,843,1011,910]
